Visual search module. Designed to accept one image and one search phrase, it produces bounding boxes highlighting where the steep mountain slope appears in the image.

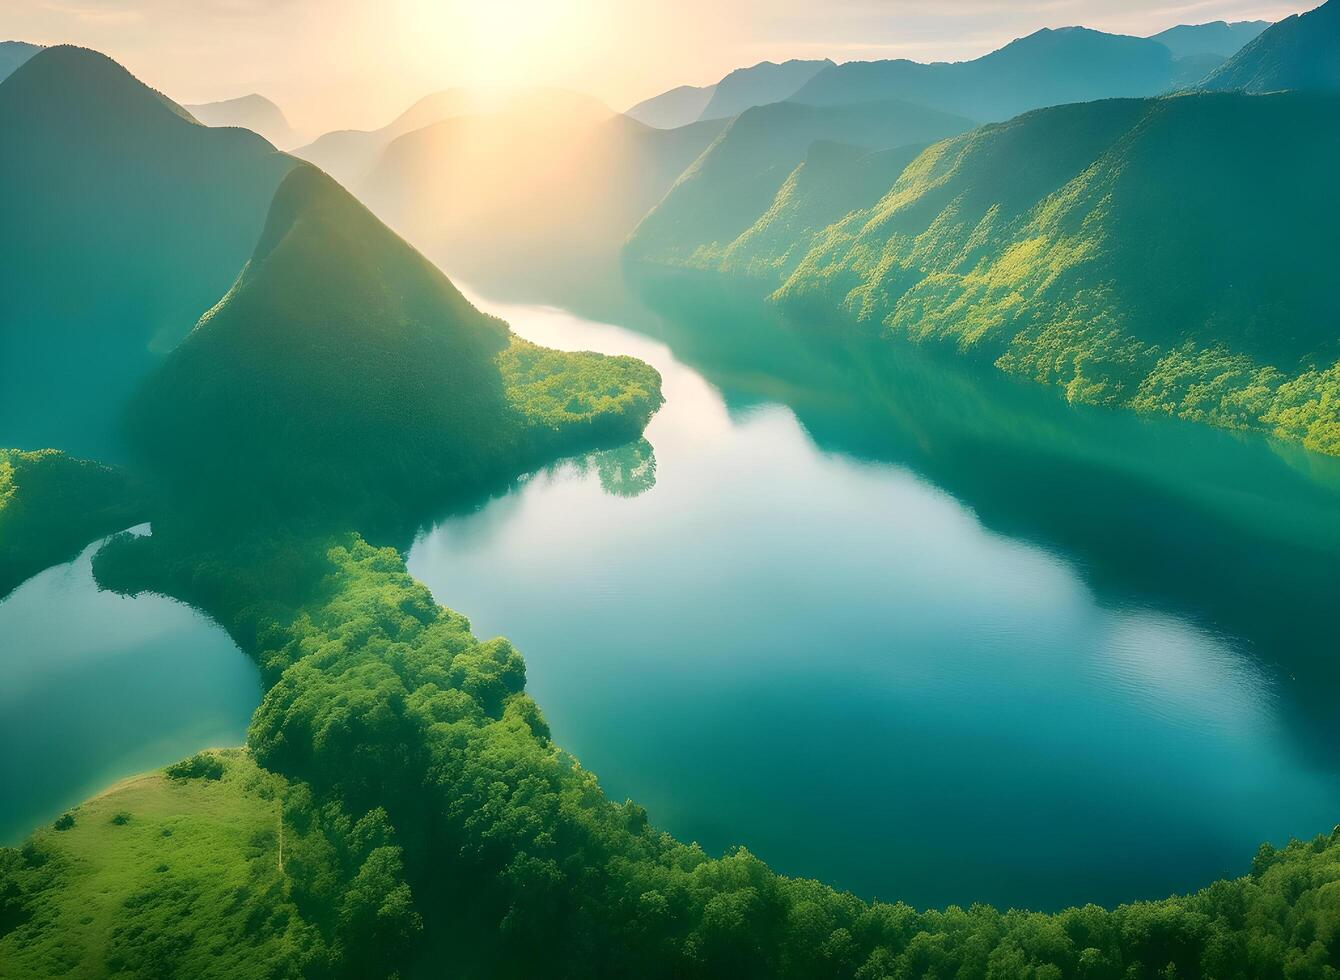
[1149,20,1271,58]
[759,92,1340,454]
[360,95,726,292]
[697,58,833,120]
[0,46,295,460]
[184,93,296,147]
[789,28,1174,121]
[128,165,661,522]
[626,82,716,128]
[0,40,41,82]
[1201,0,1339,92]
[626,99,974,268]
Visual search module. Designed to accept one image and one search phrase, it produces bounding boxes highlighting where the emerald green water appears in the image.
[409,280,1340,911]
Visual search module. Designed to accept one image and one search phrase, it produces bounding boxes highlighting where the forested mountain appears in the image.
[632,92,1340,456]
[627,99,973,268]
[697,58,833,119]
[184,92,296,147]
[128,164,661,523]
[360,95,726,293]
[788,27,1174,121]
[0,40,41,82]
[1149,20,1271,58]
[0,46,294,460]
[626,82,717,128]
[1201,0,1339,92]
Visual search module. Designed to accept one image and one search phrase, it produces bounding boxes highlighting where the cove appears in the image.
[409,281,1340,912]
[0,530,259,844]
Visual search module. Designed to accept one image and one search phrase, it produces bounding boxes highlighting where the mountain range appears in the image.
[1148,20,1270,58]
[0,40,41,83]
[1201,0,1340,91]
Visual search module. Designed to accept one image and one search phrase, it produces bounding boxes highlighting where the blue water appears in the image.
[0,529,259,843]
[409,290,1340,911]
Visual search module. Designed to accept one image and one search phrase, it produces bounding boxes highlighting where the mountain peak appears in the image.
[1,44,193,123]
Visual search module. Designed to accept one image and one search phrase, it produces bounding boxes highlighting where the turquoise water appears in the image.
[409,285,1340,911]
[0,530,259,843]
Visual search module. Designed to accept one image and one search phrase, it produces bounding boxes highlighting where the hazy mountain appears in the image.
[1201,0,1339,92]
[0,40,42,83]
[743,92,1340,454]
[0,46,294,459]
[626,83,717,128]
[789,28,1174,121]
[293,86,576,187]
[184,93,296,147]
[1169,53,1228,88]
[360,92,726,296]
[698,58,834,120]
[1149,20,1271,58]
[627,99,974,268]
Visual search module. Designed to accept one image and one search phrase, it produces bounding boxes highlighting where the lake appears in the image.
[0,529,258,844]
[409,279,1340,911]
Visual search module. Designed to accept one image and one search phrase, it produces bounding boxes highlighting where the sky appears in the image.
[1,0,1315,137]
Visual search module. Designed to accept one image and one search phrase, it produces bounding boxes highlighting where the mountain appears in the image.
[788,28,1174,121]
[697,58,834,120]
[184,93,296,147]
[0,40,42,82]
[360,93,726,296]
[1201,0,1340,92]
[0,46,295,460]
[626,99,974,269]
[127,165,661,520]
[1169,52,1229,88]
[293,86,573,188]
[730,92,1340,455]
[1149,20,1271,58]
[626,83,717,128]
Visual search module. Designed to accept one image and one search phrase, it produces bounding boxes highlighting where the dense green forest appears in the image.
[0,449,145,600]
[629,90,1340,456]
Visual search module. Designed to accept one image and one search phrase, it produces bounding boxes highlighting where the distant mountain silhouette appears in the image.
[293,86,598,187]
[789,28,1173,121]
[626,83,717,128]
[1149,20,1271,58]
[184,93,296,147]
[0,46,294,459]
[627,99,973,268]
[0,40,42,83]
[359,91,726,296]
[1201,0,1339,92]
[697,58,834,120]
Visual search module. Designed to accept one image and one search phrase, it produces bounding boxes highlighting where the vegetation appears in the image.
[0,749,417,979]
[1201,0,1339,93]
[631,91,1340,456]
[0,448,145,599]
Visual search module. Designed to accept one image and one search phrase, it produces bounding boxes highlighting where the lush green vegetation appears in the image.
[0,449,145,599]
[0,749,417,978]
[630,91,1340,456]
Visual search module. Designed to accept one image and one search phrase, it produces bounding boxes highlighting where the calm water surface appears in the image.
[0,530,258,843]
[409,286,1340,911]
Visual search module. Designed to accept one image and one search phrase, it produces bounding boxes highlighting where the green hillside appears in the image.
[626,99,974,269]
[763,92,1340,454]
[128,164,661,526]
[1201,0,1340,92]
[0,46,295,460]
[788,27,1175,121]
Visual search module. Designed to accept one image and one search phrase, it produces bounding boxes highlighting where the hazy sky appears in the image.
[1,0,1315,136]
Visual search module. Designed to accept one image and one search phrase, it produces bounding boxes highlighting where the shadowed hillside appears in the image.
[0,46,295,460]
[1201,0,1339,92]
[0,40,41,82]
